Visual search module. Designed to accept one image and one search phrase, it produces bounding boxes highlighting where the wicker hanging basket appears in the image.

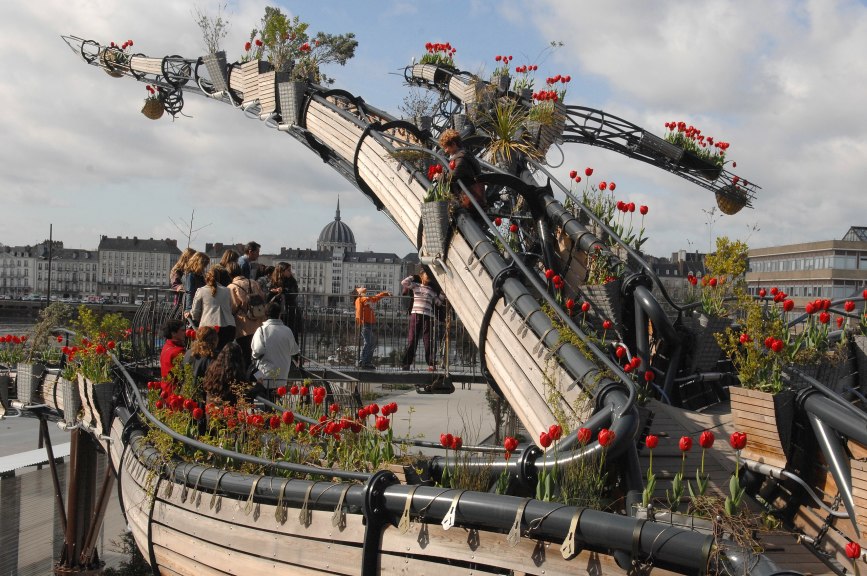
[715,184,748,215]
[141,98,164,120]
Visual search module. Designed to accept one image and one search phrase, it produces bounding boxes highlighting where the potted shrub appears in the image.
[65,305,130,435]
[17,303,72,405]
[480,96,538,172]
[663,121,732,182]
[684,236,748,372]
[412,41,456,84]
[420,163,452,258]
[1,333,28,411]
[194,4,230,92]
[525,75,570,156]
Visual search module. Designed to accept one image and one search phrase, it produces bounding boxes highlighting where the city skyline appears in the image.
[1,2,866,258]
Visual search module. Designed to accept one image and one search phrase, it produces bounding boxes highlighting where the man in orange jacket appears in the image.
[354,286,390,369]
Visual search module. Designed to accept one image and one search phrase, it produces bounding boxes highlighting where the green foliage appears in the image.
[245,7,357,84]
[481,97,540,165]
[717,292,787,393]
[698,236,749,317]
[193,3,230,54]
[103,531,149,576]
[26,302,73,363]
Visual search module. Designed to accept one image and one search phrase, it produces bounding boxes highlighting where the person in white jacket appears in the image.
[251,301,300,389]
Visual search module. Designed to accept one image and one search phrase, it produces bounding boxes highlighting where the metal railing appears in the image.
[133,288,481,375]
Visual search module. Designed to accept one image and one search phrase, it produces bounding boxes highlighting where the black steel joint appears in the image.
[516,445,542,492]
[361,469,398,576]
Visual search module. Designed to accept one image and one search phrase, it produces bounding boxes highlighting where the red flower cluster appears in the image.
[664,121,730,153]
[426,42,456,57]
[514,64,537,74]
[440,432,463,450]
[532,90,560,102]
[805,298,832,316]
[427,164,444,181]
[110,39,134,50]
[1,334,27,344]
[494,54,513,63]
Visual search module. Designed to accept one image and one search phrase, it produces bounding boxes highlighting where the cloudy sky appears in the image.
[1,0,865,260]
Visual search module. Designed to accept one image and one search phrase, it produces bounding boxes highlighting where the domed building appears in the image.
[204,200,415,309]
[316,199,356,252]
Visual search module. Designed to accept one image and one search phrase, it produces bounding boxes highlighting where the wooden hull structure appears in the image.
[53,35,867,574]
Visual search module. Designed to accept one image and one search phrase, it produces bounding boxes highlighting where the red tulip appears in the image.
[598,428,615,447]
[56,335,63,342]
[375,416,390,431]
[441,433,453,448]
[819,311,830,324]
[548,424,563,441]
[608,182,616,191]
[863,288,867,300]
[565,298,575,310]
[585,167,593,176]
[699,430,715,449]
[679,436,693,452]
[805,302,815,315]
[644,370,655,382]
[569,170,577,179]
[192,407,204,420]
[645,434,658,449]
[837,317,844,328]
[599,181,607,191]
[295,422,306,434]
[281,411,294,425]
[494,217,502,226]
[276,386,287,397]
[577,427,592,445]
[639,205,648,215]
[729,431,747,450]
[758,288,766,297]
[771,339,784,353]
[254,38,263,47]
[615,346,626,358]
[602,320,612,330]
[244,41,252,51]
[581,301,591,313]
[539,431,552,448]
[739,333,750,344]
[504,436,518,452]
[844,300,856,312]
[545,268,554,279]
[846,541,861,560]
[509,223,519,233]
[783,299,795,312]
[290,385,299,395]
[451,436,462,450]
[269,415,281,429]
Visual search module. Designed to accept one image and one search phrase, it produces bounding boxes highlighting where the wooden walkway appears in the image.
[643,399,836,575]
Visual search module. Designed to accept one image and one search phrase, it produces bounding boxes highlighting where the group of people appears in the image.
[353,265,446,371]
[162,240,301,405]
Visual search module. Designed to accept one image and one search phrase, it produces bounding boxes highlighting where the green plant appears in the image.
[419,41,456,68]
[26,302,73,363]
[423,163,450,202]
[193,3,230,54]
[512,63,537,93]
[717,292,788,393]
[65,305,131,383]
[586,245,620,285]
[482,97,540,165]
[690,236,748,317]
[664,121,732,167]
[490,53,512,78]
[243,8,357,84]
[0,333,28,367]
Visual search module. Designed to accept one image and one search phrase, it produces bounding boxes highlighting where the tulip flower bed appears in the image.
[143,375,418,479]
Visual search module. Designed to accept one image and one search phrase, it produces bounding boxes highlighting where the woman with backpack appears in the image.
[228,261,267,367]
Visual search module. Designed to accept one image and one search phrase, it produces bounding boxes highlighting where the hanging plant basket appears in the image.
[679,150,723,182]
[421,201,451,258]
[99,47,126,78]
[60,376,81,426]
[141,98,164,120]
[583,279,623,334]
[15,362,44,405]
[203,51,229,92]
[715,184,748,215]
[684,314,732,372]
[277,80,307,126]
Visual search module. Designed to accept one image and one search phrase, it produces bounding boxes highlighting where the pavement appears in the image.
[373,382,496,449]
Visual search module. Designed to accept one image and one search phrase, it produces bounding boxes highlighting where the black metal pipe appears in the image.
[801,390,867,447]
[807,413,859,536]
[120,420,713,575]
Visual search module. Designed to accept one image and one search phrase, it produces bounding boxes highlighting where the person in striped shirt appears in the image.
[400,267,445,371]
